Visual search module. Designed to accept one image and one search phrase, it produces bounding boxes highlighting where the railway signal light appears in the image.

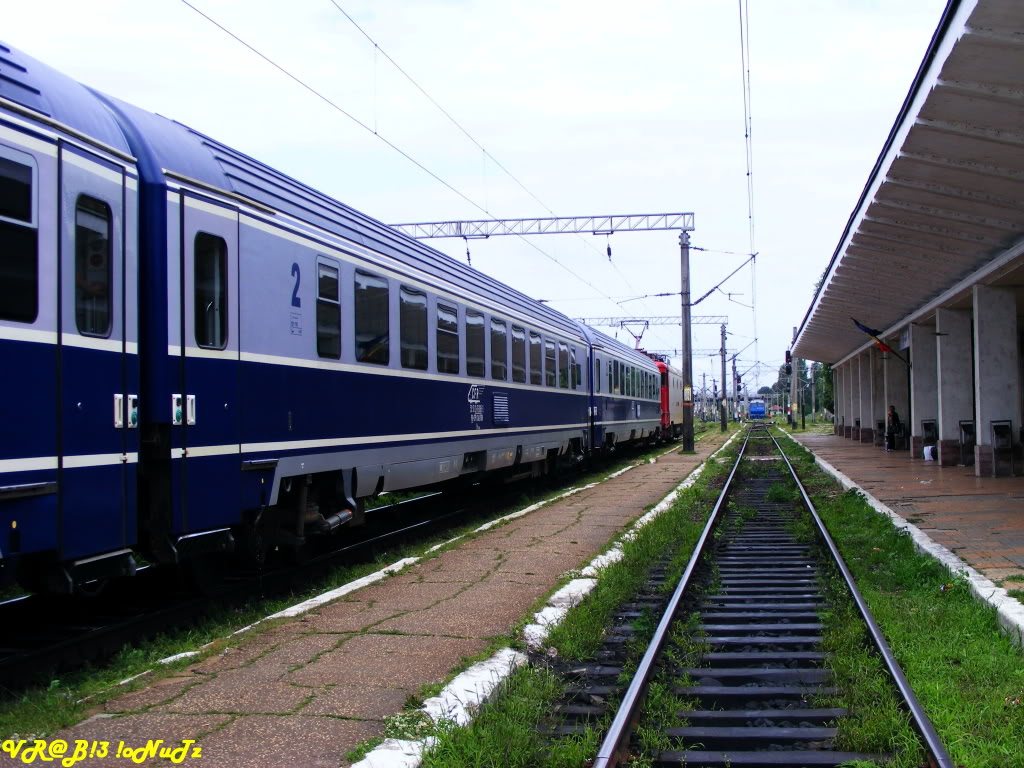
[785,350,792,376]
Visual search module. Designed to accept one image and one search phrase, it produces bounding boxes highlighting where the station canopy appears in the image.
[794,0,1024,364]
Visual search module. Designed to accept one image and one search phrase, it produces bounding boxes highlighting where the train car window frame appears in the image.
[194,232,228,349]
[613,359,619,394]
[607,358,613,394]
[436,301,460,374]
[558,342,569,389]
[544,339,556,387]
[0,147,39,324]
[74,195,113,338]
[595,358,601,393]
[354,270,390,365]
[466,310,485,377]
[529,331,542,385]
[315,258,341,359]
[570,347,578,389]
[490,317,508,381]
[399,285,428,370]
[511,325,526,383]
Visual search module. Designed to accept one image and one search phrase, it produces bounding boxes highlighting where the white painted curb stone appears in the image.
[785,431,1024,647]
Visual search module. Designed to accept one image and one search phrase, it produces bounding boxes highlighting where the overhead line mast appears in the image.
[390,212,694,240]
[389,212,700,450]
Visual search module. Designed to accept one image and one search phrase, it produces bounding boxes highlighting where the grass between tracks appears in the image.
[774,428,1024,768]
[412,436,739,768]
[0,439,699,741]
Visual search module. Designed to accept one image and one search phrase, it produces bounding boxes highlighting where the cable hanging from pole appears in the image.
[328,0,653,316]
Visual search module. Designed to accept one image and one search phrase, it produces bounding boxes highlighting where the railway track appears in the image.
[0,490,463,688]
[554,424,953,767]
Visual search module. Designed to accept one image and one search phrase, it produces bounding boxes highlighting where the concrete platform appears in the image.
[57,431,732,767]
[794,433,1024,588]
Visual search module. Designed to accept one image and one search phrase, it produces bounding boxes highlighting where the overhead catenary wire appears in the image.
[327,0,660,319]
[177,0,628,310]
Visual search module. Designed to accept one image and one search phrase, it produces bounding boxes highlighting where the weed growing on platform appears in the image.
[775,429,1024,768]
[420,666,597,768]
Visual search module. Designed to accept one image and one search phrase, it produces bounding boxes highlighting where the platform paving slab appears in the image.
[55,431,731,765]
[53,713,230,767]
[196,715,382,768]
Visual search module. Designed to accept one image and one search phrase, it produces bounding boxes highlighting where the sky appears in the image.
[5,0,948,394]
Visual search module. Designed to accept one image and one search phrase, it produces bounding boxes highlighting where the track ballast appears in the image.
[561,424,955,768]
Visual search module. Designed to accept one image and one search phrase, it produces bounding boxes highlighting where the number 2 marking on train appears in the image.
[290,263,302,308]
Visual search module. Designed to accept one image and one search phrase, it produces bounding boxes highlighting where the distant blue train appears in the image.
[749,399,766,419]
[0,43,685,592]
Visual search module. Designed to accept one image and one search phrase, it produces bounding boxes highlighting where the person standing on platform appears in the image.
[886,405,901,452]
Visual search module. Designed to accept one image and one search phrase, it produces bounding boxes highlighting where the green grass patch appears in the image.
[774,428,1024,768]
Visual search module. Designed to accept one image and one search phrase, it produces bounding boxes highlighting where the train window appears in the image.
[570,347,578,389]
[0,155,32,222]
[607,360,612,394]
[529,331,542,385]
[194,233,227,349]
[315,260,341,359]
[613,360,619,394]
[558,343,569,388]
[437,302,459,374]
[511,326,526,383]
[0,153,38,323]
[490,318,507,380]
[74,196,112,337]
[466,310,485,377]
[354,270,389,364]
[595,358,601,393]
[399,287,427,370]
[544,339,556,386]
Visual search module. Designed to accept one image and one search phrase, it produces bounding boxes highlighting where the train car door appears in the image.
[177,194,239,536]
[58,144,138,566]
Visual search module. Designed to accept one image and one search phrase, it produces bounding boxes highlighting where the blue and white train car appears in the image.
[0,44,140,590]
[586,328,662,449]
[98,89,599,568]
[2,42,621,589]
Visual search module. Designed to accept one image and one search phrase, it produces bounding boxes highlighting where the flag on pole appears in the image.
[851,318,909,366]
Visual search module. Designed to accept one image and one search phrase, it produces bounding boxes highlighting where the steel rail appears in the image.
[768,427,954,768]
[591,428,749,768]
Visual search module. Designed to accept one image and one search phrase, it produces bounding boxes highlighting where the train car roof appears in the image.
[587,327,660,369]
[27,85,577,342]
[0,42,132,156]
